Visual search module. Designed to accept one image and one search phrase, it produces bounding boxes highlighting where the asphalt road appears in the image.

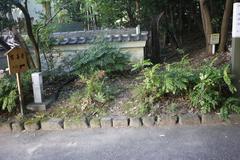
[0,125,240,160]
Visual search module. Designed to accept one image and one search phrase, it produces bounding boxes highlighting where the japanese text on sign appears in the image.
[232,3,240,38]
[5,47,29,75]
[210,33,220,45]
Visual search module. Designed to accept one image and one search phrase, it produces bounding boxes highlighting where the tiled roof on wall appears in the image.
[53,32,148,46]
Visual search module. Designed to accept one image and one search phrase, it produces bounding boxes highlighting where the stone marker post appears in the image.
[232,2,240,91]
[32,72,44,103]
[136,25,140,34]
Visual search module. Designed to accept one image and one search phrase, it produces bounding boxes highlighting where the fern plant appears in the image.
[131,59,153,72]
[160,59,195,95]
[220,97,240,120]
[190,64,238,115]
[133,57,195,114]
[73,39,130,75]
[79,71,107,103]
[0,75,17,112]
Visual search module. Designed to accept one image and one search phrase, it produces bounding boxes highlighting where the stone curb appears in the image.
[1,114,240,133]
[179,114,201,126]
[41,118,64,131]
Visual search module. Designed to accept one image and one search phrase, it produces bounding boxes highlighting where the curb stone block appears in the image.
[0,123,11,133]
[142,117,155,127]
[156,115,178,126]
[113,116,129,128]
[179,114,201,125]
[64,118,88,130]
[228,114,240,125]
[90,118,101,128]
[202,114,224,125]
[11,122,23,132]
[101,117,112,128]
[41,118,63,130]
[129,118,142,127]
[24,122,40,131]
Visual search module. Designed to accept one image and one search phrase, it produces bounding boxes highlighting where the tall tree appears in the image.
[200,0,213,54]
[219,0,233,52]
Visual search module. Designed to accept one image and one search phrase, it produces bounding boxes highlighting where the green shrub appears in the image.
[130,57,195,116]
[79,71,108,103]
[0,75,17,112]
[0,70,34,113]
[220,97,240,120]
[73,39,130,75]
[189,64,237,114]
[69,71,113,118]
[131,57,240,119]
[138,57,195,99]
[160,59,195,95]
[131,59,153,72]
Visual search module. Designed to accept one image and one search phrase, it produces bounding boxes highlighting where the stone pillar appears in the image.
[136,25,140,34]
[32,72,44,103]
[232,3,240,91]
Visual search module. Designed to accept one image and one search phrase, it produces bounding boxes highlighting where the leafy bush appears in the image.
[138,57,195,99]
[130,57,195,116]
[220,97,240,120]
[0,70,34,113]
[0,75,17,112]
[132,57,240,119]
[80,71,108,103]
[160,58,195,95]
[69,71,113,118]
[73,39,130,75]
[131,59,153,72]
[190,64,237,115]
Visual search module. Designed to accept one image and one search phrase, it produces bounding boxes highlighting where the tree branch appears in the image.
[13,2,41,70]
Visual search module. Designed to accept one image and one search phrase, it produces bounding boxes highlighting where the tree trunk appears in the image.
[135,0,140,23]
[200,0,213,54]
[14,2,41,71]
[11,27,36,68]
[219,0,233,52]
[126,0,136,27]
[178,0,183,46]
[7,7,35,69]
[43,1,52,20]
[145,12,164,63]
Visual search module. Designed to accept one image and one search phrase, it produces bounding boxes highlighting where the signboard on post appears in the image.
[5,47,29,75]
[5,47,29,115]
[210,33,220,45]
[210,33,220,54]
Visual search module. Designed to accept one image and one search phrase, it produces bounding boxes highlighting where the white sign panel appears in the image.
[210,33,220,44]
[232,3,240,38]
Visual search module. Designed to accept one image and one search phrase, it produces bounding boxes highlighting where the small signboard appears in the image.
[232,3,240,38]
[210,33,220,45]
[5,47,29,75]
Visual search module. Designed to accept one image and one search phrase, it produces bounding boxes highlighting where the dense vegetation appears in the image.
[0,0,240,121]
[125,57,240,119]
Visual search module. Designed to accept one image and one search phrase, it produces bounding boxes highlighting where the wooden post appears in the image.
[5,47,29,115]
[16,73,24,115]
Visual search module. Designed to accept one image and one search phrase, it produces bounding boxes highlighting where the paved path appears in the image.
[0,125,240,160]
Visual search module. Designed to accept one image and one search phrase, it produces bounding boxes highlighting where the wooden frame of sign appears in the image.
[5,47,29,115]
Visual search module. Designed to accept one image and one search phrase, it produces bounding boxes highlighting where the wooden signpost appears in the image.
[210,33,220,54]
[5,47,29,115]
